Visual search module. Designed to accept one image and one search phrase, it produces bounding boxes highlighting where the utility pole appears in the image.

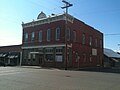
[61,0,73,70]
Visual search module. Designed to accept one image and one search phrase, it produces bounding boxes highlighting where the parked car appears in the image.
[0,62,6,67]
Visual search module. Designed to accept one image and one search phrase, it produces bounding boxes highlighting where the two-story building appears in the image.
[21,12,103,68]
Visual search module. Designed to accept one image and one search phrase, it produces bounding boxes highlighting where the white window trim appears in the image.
[47,29,51,41]
[39,31,42,42]
[56,27,60,41]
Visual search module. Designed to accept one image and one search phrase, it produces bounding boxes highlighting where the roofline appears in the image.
[22,13,74,28]
[0,44,22,48]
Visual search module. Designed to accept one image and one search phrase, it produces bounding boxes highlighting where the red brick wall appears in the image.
[22,18,103,68]
[68,18,103,67]
[23,20,65,46]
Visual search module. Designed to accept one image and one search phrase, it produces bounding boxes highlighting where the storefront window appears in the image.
[46,54,54,62]
[55,55,63,62]
[45,48,53,53]
[56,47,62,54]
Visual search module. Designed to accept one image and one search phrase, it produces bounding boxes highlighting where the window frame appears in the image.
[82,33,85,45]
[73,31,76,42]
[39,31,42,42]
[24,32,28,42]
[67,28,70,41]
[89,36,92,46]
[31,32,35,41]
[47,29,51,42]
[56,27,61,41]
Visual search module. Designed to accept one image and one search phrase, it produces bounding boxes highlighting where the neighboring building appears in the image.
[21,12,103,68]
[104,48,120,67]
[0,45,22,66]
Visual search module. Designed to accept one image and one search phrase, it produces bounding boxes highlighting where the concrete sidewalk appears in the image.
[17,66,61,70]
[17,66,120,74]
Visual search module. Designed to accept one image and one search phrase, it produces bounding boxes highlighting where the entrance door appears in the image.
[39,55,43,66]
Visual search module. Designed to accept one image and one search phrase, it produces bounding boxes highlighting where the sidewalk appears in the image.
[17,66,120,73]
[79,67,120,73]
[18,66,61,70]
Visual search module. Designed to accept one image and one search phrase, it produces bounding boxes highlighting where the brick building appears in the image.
[21,12,103,68]
[0,45,22,66]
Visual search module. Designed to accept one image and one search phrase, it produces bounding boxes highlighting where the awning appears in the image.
[30,52,40,54]
[0,53,7,57]
[8,55,18,59]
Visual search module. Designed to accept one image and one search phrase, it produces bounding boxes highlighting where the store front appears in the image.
[22,45,72,68]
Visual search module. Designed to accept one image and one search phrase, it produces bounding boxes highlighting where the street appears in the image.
[0,66,120,90]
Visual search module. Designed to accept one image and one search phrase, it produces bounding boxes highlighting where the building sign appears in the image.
[55,55,63,62]
[92,48,97,56]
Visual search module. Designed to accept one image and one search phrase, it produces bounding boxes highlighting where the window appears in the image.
[33,54,35,59]
[24,33,28,42]
[55,55,63,62]
[32,54,36,61]
[45,48,53,53]
[89,36,92,46]
[73,31,76,42]
[95,38,98,47]
[39,31,42,42]
[67,28,70,41]
[56,47,63,54]
[46,54,54,62]
[82,33,85,45]
[92,48,97,56]
[100,39,102,48]
[47,29,51,41]
[31,32,35,41]
[28,53,31,59]
[56,27,60,41]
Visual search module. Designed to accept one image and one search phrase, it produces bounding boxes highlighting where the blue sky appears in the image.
[0,0,120,51]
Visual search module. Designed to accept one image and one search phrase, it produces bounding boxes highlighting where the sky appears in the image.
[0,0,120,51]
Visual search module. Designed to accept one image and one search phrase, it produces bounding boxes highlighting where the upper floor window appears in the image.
[73,31,76,42]
[89,36,92,46]
[100,39,102,48]
[24,33,28,42]
[56,47,63,54]
[95,38,98,47]
[82,33,85,45]
[56,27,60,41]
[39,31,42,42]
[45,48,53,53]
[31,32,35,41]
[67,28,70,41]
[47,29,51,41]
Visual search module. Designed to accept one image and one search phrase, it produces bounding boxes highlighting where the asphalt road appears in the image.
[0,66,120,90]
